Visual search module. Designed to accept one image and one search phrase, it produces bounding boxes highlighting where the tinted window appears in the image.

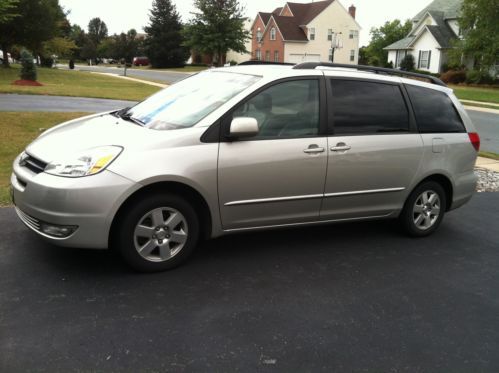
[406,85,465,133]
[232,79,320,139]
[330,80,409,134]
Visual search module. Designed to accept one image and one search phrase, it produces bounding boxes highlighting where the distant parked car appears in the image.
[133,56,149,66]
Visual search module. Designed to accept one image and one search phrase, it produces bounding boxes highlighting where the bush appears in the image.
[229,60,238,66]
[69,59,75,69]
[20,50,37,81]
[466,70,496,85]
[440,69,466,84]
[40,56,54,68]
[384,61,394,68]
[399,54,415,71]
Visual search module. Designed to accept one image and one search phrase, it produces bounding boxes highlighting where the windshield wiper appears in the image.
[112,107,144,126]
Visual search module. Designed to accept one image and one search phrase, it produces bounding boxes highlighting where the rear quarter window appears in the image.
[406,85,465,133]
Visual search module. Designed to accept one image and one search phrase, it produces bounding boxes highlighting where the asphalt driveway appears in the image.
[1,192,499,371]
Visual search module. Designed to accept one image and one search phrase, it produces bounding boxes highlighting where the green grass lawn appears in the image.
[450,85,499,104]
[0,65,160,101]
[128,65,208,73]
[0,112,86,206]
[479,151,499,161]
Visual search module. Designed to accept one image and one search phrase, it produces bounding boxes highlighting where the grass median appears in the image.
[450,85,499,104]
[0,112,86,206]
[0,65,160,101]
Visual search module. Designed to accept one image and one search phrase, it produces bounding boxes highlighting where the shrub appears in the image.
[466,70,496,85]
[440,69,466,84]
[399,54,415,71]
[20,50,37,81]
[69,59,75,69]
[229,60,238,66]
[40,56,54,68]
[384,61,394,68]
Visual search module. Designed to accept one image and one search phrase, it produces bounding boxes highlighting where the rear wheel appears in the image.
[114,193,200,272]
[400,181,446,237]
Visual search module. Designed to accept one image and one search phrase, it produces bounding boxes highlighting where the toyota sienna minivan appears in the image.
[11,62,480,271]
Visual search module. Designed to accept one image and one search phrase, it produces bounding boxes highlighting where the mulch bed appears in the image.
[12,80,43,86]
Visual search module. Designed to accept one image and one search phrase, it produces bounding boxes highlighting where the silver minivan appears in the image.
[11,63,480,271]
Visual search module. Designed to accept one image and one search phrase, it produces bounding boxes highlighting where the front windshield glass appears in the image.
[127,71,261,130]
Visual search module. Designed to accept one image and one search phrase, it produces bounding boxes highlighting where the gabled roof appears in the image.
[272,15,308,41]
[412,0,462,21]
[272,7,283,15]
[285,1,334,25]
[384,36,416,50]
[258,12,272,25]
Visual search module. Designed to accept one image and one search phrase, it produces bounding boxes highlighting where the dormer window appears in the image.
[270,27,276,40]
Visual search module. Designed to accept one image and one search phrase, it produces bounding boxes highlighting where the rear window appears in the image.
[330,79,410,134]
[406,85,465,133]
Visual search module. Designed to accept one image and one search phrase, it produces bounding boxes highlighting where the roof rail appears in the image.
[238,61,295,66]
[293,62,447,87]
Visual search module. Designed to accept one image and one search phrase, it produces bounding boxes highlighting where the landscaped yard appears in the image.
[0,65,160,101]
[450,85,499,104]
[128,65,209,73]
[0,112,86,206]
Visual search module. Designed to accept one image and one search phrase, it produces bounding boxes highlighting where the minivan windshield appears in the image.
[125,71,261,130]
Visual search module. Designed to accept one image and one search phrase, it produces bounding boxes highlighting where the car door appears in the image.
[218,77,328,230]
[320,77,424,220]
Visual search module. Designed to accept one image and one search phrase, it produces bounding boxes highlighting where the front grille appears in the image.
[21,154,47,174]
[15,207,41,231]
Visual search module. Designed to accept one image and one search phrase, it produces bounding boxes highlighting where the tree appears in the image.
[144,0,189,68]
[365,19,412,66]
[450,0,499,71]
[0,0,66,67]
[399,54,415,71]
[20,50,36,81]
[0,0,18,24]
[87,17,108,45]
[183,0,249,66]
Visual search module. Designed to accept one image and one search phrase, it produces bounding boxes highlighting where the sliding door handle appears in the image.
[330,143,351,152]
[303,145,325,154]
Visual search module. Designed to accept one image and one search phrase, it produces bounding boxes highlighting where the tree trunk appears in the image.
[1,45,10,68]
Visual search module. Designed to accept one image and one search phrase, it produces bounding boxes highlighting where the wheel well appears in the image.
[109,181,213,247]
[417,174,453,211]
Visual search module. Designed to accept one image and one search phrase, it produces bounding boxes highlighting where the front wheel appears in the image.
[114,193,200,272]
[400,181,446,237]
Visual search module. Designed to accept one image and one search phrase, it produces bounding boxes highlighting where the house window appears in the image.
[349,30,358,39]
[256,28,262,42]
[270,27,276,40]
[419,50,431,69]
[256,49,261,60]
[310,27,315,41]
[327,29,332,41]
[350,50,355,62]
[265,50,270,61]
[328,48,333,62]
[274,50,279,62]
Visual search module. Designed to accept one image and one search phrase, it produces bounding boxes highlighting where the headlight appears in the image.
[44,146,123,177]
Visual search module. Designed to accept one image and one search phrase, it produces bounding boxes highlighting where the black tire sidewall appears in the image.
[401,181,447,237]
[116,193,200,272]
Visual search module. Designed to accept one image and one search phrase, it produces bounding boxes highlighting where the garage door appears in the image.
[288,54,321,64]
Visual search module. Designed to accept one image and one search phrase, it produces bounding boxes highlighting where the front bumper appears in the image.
[11,154,138,249]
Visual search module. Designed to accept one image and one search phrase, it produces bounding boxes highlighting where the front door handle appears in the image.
[330,142,351,152]
[303,144,325,154]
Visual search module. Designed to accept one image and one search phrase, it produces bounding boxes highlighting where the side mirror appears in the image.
[229,117,259,138]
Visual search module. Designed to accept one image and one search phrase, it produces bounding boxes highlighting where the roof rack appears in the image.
[238,61,295,66]
[293,62,447,87]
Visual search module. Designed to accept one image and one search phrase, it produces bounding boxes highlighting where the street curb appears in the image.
[464,106,499,114]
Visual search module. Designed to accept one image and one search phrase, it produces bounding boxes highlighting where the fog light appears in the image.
[40,223,78,238]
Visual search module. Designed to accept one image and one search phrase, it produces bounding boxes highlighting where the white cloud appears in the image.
[60,0,433,46]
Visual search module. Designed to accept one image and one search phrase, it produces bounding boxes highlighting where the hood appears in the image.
[26,113,169,163]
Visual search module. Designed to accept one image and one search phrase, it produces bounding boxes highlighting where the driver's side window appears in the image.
[232,79,320,139]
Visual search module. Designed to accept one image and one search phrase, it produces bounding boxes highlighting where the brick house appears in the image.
[251,0,361,64]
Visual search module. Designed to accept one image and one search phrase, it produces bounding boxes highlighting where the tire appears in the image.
[399,181,446,237]
[114,193,200,272]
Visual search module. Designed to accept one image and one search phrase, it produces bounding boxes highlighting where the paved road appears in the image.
[1,193,499,371]
[468,109,499,153]
[0,94,136,113]
[66,64,192,84]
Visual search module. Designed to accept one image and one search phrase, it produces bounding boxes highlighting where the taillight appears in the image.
[468,132,480,151]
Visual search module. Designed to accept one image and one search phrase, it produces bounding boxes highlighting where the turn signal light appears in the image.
[468,132,480,151]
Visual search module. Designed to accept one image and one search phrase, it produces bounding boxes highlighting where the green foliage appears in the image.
[364,19,412,66]
[0,0,19,24]
[440,69,466,84]
[466,69,496,84]
[101,29,144,62]
[87,18,108,45]
[183,0,249,66]
[20,50,36,81]
[0,0,66,67]
[358,46,368,65]
[453,0,499,71]
[144,0,189,68]
[43,36,77,59]
[399,54,415,71]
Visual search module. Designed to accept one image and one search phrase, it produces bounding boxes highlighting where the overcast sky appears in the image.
[60,0,432,46]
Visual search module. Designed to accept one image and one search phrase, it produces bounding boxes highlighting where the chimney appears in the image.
[348,4,356,19]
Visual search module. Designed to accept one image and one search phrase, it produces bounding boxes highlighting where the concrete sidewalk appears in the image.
[476,156,499,172]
